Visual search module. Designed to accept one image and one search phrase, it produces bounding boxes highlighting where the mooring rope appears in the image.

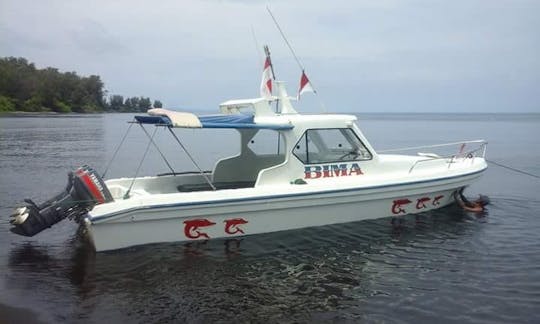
[487,159,540,180]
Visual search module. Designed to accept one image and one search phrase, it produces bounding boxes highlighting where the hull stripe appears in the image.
[90,167,486,222]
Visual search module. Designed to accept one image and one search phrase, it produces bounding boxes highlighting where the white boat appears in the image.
[10,80,487,252]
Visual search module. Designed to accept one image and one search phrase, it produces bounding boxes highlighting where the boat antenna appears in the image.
[266,6,327,112]
[251,25,263,66]
[266,6,304,72]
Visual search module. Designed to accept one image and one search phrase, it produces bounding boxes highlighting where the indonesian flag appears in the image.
[298,70,315,99]
[260,56,273,99]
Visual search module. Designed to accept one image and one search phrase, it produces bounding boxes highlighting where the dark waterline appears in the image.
[1,113,539,323]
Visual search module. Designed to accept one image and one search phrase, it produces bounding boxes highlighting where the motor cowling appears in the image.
[10,165,113,237]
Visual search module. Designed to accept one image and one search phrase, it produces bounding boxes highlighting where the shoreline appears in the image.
[0,111,99,117]
[1,111,539,116]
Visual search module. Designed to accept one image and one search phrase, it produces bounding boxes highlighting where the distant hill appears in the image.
[0,57,162,113]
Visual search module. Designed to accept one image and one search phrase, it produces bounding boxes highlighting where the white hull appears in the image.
[86,169,484,252]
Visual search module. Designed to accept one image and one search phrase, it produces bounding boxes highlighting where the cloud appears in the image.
[0,0,538,112]
[68,19,127,56]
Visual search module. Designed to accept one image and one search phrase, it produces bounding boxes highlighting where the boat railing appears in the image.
[378,140,488,174]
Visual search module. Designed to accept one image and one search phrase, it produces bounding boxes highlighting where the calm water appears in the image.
[0,113,539,323]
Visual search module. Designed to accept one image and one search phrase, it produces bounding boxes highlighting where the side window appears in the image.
[293,128,372,164]
[247,130,285,155]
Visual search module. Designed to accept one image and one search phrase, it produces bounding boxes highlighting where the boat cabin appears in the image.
[105,84,377,200]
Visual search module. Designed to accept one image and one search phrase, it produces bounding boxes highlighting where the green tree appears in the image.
[23,95,45,112]
[138,97,151,112]
[0,57,38,109]
[0,95,15,112]
[153,100,163,108]
[124,97,133,112]
[124,97,140,112]
[108,94,124,111]
[0,56,158,113]
[53,99,71,113]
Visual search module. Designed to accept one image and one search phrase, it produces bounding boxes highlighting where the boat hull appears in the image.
[85,170,484,252]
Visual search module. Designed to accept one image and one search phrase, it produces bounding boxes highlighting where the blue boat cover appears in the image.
[134,115,171,125]
[199,114,260,128]
[134,113,293,130]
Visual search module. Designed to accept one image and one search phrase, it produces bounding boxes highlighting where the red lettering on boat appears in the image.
[183,219,216,239]
[348,163,364,176]
[432,195,444,206]
[224,218,248,235]
[416,197,431,209]
[304,163,364,179]
[304,165,322,179]
[392,199,412,214]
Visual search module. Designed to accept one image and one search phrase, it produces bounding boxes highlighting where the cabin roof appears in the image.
[134,109,294,130]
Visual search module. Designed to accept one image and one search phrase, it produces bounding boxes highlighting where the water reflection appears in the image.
[3,202,496,322]
[8,230,96,292]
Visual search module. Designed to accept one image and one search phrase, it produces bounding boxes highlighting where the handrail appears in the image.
[378,140,487,153]
[406,141,488,174]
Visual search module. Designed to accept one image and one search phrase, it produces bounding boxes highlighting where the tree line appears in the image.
[0,57,163,113]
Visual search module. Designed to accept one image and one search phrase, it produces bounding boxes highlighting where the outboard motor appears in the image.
[10,165,113,237]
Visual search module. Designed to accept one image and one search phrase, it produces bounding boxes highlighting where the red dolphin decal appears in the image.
[432,195,444,206]
[224,218,248,235]
[183,219,216,239]
[416,197,431,209]
[392,199,412,214]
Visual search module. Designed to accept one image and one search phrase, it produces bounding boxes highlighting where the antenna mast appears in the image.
[266,6,304,72]
[266,6,326,113]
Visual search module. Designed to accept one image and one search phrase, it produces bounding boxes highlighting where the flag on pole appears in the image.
[260,56,273,99]
[298,70,315,99]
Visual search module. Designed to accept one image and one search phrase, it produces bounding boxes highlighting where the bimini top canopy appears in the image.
[134,108,293,130]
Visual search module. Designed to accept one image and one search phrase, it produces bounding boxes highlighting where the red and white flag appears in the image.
[298,70,314,99]
[260,56,273,99]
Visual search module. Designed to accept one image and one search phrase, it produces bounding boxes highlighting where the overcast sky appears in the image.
[1,0,539,113]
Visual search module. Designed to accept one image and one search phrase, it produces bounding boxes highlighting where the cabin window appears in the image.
[293,128,372,164]
[247,130,286,156]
